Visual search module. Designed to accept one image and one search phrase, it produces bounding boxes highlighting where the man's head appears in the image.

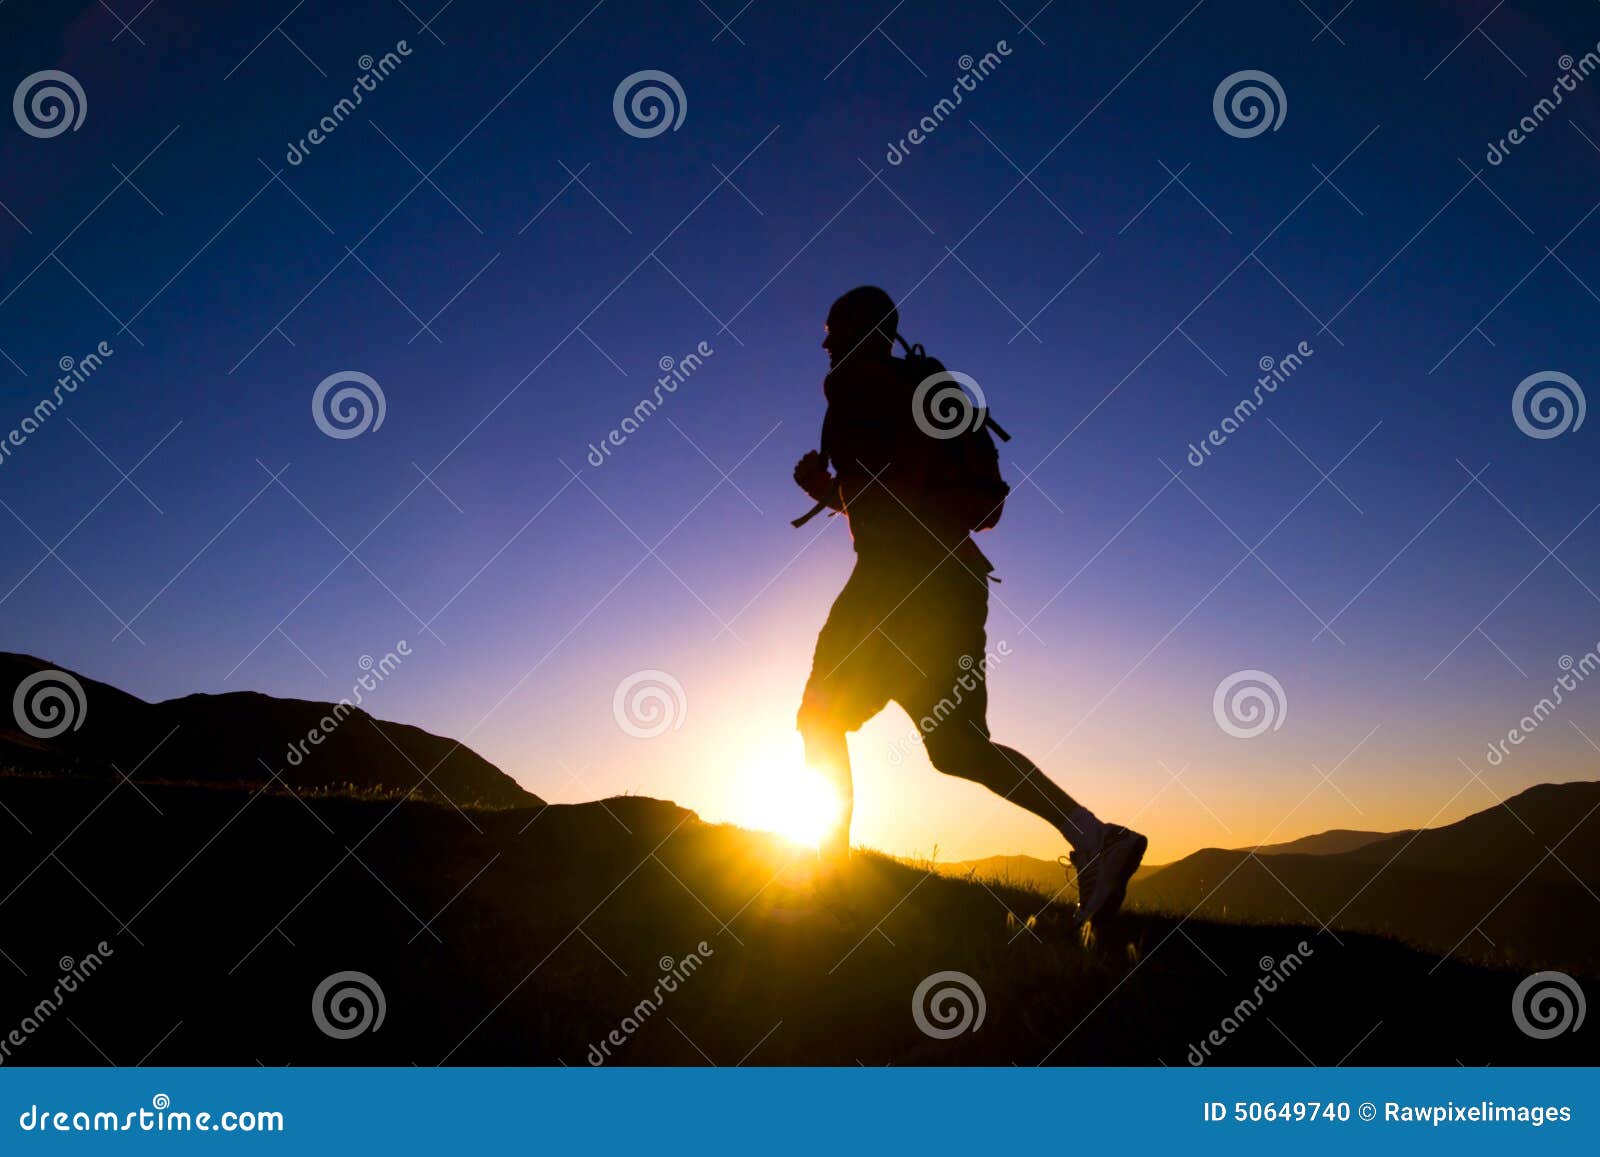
[822,285,898,368]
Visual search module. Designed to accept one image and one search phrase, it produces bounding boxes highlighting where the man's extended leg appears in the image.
[921,724,1146,923]
[920,726,1091,845]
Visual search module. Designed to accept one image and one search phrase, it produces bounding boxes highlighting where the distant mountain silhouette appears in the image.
[929,853,1159,899]
[1130,782,1600,972]
[0,652,538,809]
[932,830,1397,899]
[1246,828,1406,856]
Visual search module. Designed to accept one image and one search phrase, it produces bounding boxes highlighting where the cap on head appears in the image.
[827,285,899,348]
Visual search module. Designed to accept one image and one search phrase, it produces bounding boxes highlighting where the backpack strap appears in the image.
[897,334,1011,442]
[791,499,832,528]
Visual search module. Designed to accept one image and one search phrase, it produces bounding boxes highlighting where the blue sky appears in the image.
[3,0,1600,861]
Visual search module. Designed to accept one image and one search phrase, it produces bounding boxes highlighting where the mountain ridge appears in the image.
[1129,780,1600,972]
[0,651,539,809]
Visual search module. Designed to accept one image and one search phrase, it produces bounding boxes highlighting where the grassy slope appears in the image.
[0,773,1592,1067]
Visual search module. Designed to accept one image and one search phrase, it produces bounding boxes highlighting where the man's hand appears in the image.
[793,451,835,503]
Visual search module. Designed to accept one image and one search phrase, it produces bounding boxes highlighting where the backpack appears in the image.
[898,338,1011,533]
[791,338,1012,532]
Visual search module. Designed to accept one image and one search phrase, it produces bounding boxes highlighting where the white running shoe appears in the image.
[1068,825,1147,925]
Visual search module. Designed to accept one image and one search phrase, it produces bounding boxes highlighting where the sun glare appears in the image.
[734,736,845,850]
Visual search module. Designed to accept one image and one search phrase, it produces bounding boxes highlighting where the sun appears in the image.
[733,735,845,850]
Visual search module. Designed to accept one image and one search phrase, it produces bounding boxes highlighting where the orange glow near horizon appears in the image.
[726,733,846,850]
[466,587,1600,871]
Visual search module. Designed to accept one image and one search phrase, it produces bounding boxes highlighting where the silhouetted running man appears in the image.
[793,286,1147,925]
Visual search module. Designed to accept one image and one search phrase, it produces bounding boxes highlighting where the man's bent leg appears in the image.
[801,725,853,863]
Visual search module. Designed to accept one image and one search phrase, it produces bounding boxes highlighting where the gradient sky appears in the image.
[4,0,1600,864]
